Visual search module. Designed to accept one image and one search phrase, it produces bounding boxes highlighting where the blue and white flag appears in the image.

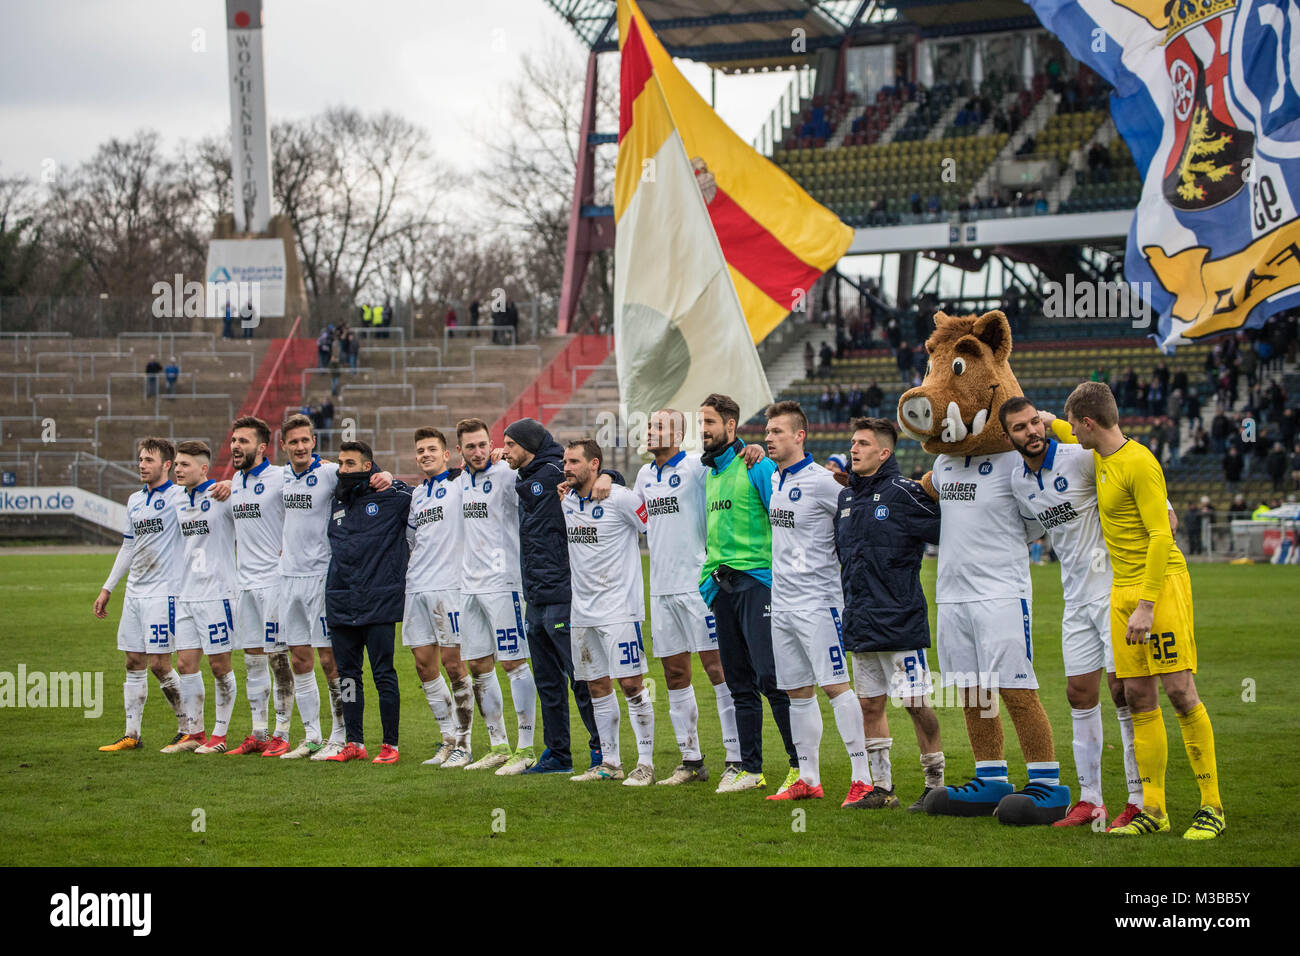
[1028,0,1300,350]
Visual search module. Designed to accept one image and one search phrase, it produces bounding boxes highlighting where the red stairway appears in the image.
[489,334,614,442]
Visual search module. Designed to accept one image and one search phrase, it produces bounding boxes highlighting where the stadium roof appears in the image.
[543,1,1042,71]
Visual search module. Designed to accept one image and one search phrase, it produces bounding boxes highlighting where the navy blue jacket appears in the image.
[326,465,412,626]
[833,455,940,653]
[514,430,623,606]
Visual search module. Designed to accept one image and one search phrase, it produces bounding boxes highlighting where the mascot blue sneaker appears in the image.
[996,782,1072,826]
[925,777,1015,816]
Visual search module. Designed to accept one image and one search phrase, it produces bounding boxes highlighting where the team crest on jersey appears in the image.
[874,505,889,520]
[366,502,378,516]
[201,499,210,512]
[789,487,802,501]
[483,480,492,493]
[306,474,318,487]
[153,498,165,510]
[254,483,264,495]
[1054,475,1068,493]
[531,481,543,496]
[669,474,681,488]
[592,505,604,519]
[978,461,993,476]
[435,486,447,499]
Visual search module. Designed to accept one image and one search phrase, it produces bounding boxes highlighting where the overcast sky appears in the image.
[0,0,794,190]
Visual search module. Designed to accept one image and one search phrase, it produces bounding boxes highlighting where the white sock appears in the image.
[1115,705,1144,805]
[245,654,270,735]
[213,671,237,737]
[713,681,740,763]
[294,671,322,744]
[506,664,537,750]
[831,690,871,785]
[268,650,294,740]
[179,672,205,736]
[422,676,455,738]
[788,696,823,787]
[667,685,701,762]
[452,676,474,748]
[1071,704,1104,805]
[326,676,345,745]
[920,751,946,789]
[124,670,147,738]
[592,692,621,768]
[865,737,893,791]
[626,688,655,767]
[158,668,185,731]
[472,671,508,748]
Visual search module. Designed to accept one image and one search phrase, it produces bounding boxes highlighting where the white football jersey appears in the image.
[768,456,844,610]
[177,479,238,602]
[633,451,707,596]
[933,450,1040,603]
[563,485,648,627]
[118,481,187,598]
[1011,439,1111,607]
[459,460,521,594]
[407,470,463,593]
[279,455,338,577]
[229,457,285,591]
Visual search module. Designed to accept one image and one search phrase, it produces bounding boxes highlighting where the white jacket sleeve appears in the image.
[103,537,134,592]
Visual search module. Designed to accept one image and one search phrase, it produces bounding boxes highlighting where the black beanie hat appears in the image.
[504,417,546,455]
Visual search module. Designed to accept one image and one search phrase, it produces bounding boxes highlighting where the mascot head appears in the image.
[897,309,1022,456]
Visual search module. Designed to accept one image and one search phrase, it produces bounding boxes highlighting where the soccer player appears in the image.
[223,416,295,755]
[93,437,190,751]
[1048,383,1224,839]
[452,418,533,771]
[699,393,799,794]
[835,417,946,811]
[1003,397,1144,829]
[562,439,655,784]
[172,441,238,753]
[759,401,872,807]
[633,408,740,786]
[278,414,390,759]
[405,426,473,765]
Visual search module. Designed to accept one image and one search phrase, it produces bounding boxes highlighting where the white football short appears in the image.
[772,606,849,690]
[650,591,717,658]
[1061,595,1114,677]
[175,598,237,655]
[235,583,285,652]
[460,590,528,662]
[116,595,176,654]
[936,597,1037,690]
[281,574,330,648]
[402,589,462,648]
[852,648,934,701]
[572,621,648,681]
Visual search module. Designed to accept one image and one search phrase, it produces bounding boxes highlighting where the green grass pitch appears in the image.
[1,552,1296,866]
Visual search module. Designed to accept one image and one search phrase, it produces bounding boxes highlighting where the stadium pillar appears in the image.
[896,251,916,309]
[558,52,612,335]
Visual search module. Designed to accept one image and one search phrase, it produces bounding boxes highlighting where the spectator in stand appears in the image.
[164,357,179,396]
[818,385,833,426]
[144,355,162,398]
[329,354,342,397]
[445,306,458,331]
[1228,493,1250,520]
[1189,422,1209,456]
[830,384,844,422]
[1033,190,1049,214]
[1267,441,1289,491]
[818,340,834,378]
[242,299,257,339]
[865,381,883,419]
[319,396,334,436]
[317,326,334,369]
[804,341,815,379]
[1290,442,1300,490]
[1224,445,1244,494]
[846,383,864,420]
[896,341,913,384]
[344,328,359,370]
[1090,365,1109,384]
[1183,497,1208,556]
[1167,387,1185,424]
[1211,409,1230,453]
[1279,407,1297,450]
[1120,367,1138,413]
[1186,387,1202,428]
[1162,415,1181,466]
[1087,141,1112,183]
[222,303,235,340]
[468,298,480,337]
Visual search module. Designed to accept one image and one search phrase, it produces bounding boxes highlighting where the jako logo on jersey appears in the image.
[483,480,492,493]
[306,474,317,487]
[789,487,802,501]
[531,481,543,496]
[1054,475,1068,492]
[365,502,378,516]
[669,474,681,488]
[978,461,993,476]
[201,499,210,512]
[435,486,447,498]
[254,483,264,495]
[591,505,604,519]
[153,498,165,510]
[874,505,889,520]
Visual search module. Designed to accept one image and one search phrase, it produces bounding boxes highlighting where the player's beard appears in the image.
[1011,433,1045,459]
[702,432,730,458]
